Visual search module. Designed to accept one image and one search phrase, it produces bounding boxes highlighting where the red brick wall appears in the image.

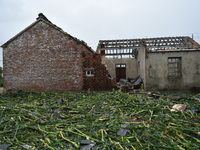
[3,20,85,91]
[82,53,117,91]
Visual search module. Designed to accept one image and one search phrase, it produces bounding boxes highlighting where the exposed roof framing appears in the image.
[98,36,200,53]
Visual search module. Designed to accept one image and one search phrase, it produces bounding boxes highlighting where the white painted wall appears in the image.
[145,50,200,91]
[102,57,138,81]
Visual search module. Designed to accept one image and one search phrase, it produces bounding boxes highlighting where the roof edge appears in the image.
[1,13,95,53]
[147,49,200,53]
[1,19,41,48]
[98,36,192,42]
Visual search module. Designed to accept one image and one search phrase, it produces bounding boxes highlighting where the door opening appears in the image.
[116,64,126,82]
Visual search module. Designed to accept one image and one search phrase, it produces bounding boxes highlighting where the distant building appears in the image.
[97,37,200,91]
[1,13,116,91]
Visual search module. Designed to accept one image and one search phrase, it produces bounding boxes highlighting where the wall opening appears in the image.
[168,57,182,77]
[86,68,94,77]
[116,64,126,82]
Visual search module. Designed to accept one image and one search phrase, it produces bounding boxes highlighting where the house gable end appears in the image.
[1,13,95,53]
[2,14,88,91]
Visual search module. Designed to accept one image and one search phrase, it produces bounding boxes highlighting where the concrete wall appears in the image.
[3,20,86,91]
[145,50,200,91]
[137,47,146,88]
[102,57,138,81]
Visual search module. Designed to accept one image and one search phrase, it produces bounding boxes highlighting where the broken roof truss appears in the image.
[98,36,200,58]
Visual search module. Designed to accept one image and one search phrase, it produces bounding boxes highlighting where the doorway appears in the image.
[116,64,126,82]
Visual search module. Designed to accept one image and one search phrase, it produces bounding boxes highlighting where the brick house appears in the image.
[1,13,116,91]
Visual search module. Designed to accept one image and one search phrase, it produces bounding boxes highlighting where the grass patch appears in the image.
[0,90,200,149]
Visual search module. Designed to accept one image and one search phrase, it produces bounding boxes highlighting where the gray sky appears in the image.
[0,0,200,67]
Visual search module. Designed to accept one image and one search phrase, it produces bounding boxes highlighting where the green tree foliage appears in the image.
[0,67,3,78]
[0,67,3,87]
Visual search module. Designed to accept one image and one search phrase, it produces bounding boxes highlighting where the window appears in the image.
[116,64,126,68]
[168,57,181,77]
[86,68,94,77]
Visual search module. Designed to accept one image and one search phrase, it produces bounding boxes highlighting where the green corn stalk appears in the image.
[59,131,79,148]
[115,142,124,150]
[40,139,55,150]
[149,110,153,121]
[74,127,98,142]
[135,136,143,147]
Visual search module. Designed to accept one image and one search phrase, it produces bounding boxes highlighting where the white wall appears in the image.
[102,57,138,81]
[145,50,200,91]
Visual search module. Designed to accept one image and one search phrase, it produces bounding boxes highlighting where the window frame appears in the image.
[86,68,94,77]
[116,64,126,68]
[168,57,182,77]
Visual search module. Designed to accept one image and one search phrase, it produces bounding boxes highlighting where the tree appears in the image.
[0,67,3,87]
[0,67,2,79]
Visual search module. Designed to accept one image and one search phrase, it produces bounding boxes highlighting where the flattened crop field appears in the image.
[0,90,200,149]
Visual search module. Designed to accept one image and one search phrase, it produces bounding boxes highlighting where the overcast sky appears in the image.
[0,0,200,67]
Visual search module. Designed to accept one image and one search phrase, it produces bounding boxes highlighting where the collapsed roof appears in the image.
[97,36,200,58]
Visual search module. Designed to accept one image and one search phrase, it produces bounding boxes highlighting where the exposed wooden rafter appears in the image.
[97,36,200,58]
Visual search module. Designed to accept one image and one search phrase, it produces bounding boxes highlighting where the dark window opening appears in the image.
[86,68,94,77]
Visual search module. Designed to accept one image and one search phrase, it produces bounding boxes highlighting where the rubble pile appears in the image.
[117,76,143,92]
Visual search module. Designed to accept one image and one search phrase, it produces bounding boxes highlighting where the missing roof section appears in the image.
[97,36,200,57]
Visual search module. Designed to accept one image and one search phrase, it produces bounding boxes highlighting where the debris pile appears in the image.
[0,90,200,149]
[117,76,143,92]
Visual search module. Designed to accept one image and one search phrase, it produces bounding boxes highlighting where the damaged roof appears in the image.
[1,13,95,53]
[98,36,200,52]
